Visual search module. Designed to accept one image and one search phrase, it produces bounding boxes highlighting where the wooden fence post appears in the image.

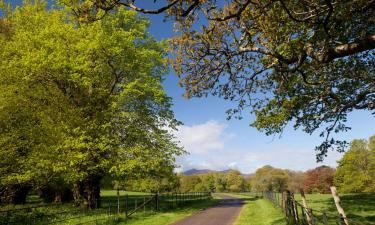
[300,189,313,225]
[290,193,299,224]
[330,186,349,225]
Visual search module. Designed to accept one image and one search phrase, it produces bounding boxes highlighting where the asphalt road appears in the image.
[169,194,244,225]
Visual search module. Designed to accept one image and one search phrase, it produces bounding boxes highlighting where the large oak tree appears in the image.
[0,1,182,207]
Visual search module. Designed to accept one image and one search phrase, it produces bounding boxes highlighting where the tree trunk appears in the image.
[39,185,73,203]
[83,178,101,209]
[73,176,101,209]
[0,184,30,204]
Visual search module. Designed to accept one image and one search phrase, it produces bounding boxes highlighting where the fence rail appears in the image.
[0,192,211,225]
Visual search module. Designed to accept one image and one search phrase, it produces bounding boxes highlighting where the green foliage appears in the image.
[334,135,375,193]
[179,170,249,193]
[168,0,375,160]
[251,166,290,192]
[303,166,335,194]
[180,175,202,193]
[0,1,182,206]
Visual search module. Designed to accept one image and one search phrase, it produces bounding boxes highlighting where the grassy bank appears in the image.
[227,193,287,225]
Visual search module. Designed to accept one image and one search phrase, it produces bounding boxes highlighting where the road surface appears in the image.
[170,194,244,225]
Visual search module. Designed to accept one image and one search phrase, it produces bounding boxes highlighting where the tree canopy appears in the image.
[334,136,375,193]
[303,165,335,193]
[63,0,375,160]
[0,1,182,207]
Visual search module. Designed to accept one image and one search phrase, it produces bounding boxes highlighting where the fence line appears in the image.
[262,190,367,225]
[0,192,211,225]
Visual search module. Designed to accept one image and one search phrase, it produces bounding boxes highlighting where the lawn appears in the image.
[227,193,287,225]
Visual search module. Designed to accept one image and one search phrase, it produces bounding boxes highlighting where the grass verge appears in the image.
[227,193,287,225]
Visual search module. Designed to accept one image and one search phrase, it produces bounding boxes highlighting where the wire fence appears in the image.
[263,191,368,225]
[0,192,211,225]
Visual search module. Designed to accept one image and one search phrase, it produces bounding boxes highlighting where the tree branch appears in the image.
[120,0,180,14]
[321,34,375,63]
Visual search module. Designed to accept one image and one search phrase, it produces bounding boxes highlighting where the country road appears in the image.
[169,194,244,225]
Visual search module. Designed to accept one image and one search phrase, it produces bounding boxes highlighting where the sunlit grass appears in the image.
[227,193,287,225]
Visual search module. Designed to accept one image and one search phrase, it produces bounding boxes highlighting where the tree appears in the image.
[199,173,216,192]
[0,1,182,207]
[288,171,306,193]
[226,169,246,192]
[212,172,227,192]
[63,0,375,160]
[180,175,202,193]
[252,166,290,192]
[303,166,335,193]
[334,136,375,193]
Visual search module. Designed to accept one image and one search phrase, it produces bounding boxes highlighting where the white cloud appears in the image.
[175,120,229,154]
[174,120,343,174]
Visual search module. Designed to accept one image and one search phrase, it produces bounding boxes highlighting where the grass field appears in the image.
[292,193,375,224]
[227,193,287,225]
[0,190,216,225]
[225,192,375,225]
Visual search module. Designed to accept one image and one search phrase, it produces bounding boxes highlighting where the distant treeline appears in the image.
[180,134,375,194]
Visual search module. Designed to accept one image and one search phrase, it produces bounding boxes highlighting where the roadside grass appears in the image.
[227,193,287,225]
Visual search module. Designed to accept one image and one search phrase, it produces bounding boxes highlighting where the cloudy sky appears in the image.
[8,0,375,173]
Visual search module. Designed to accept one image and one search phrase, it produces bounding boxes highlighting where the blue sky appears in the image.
[7,0,375,173]
[140,3,375,173]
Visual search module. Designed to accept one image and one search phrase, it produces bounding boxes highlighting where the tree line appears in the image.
[179,170,251,193]
[252,134,375,194]
[180,134,375,194]
[0,1,182,208]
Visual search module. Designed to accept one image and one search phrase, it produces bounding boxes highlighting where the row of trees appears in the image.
[251,134,375,194]
[179,170,250,193]
[0,2,182,208]
[251,165,335,194]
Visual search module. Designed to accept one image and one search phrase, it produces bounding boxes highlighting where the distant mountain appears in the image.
[183,169,213,175]
[183,168,254,177]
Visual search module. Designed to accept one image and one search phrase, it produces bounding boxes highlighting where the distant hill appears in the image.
[183,168,253,177]
[183,169,214,175]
